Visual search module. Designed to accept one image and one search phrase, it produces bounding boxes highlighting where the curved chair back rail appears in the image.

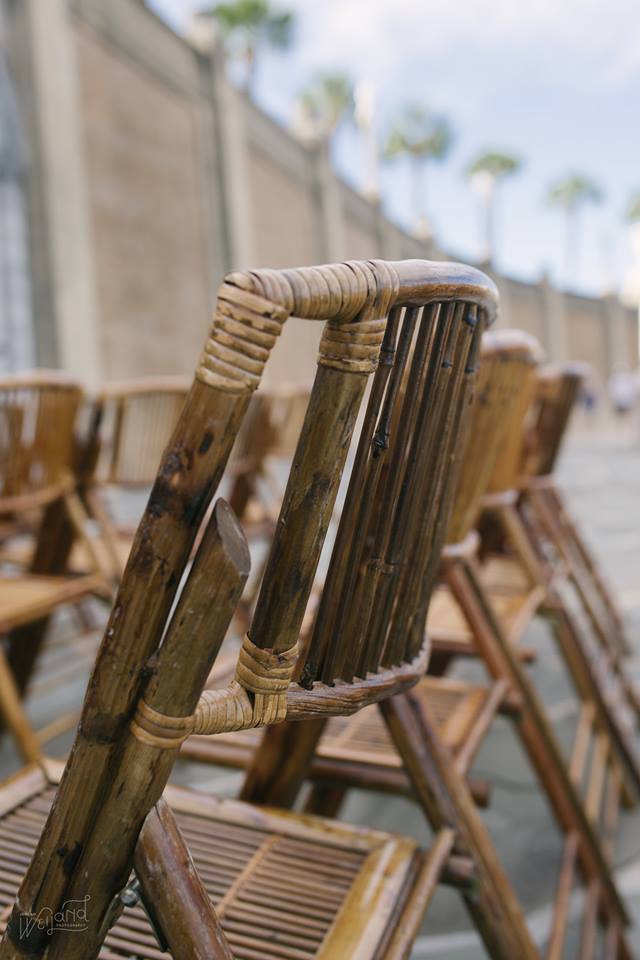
[0,259,497,960]
[447,329,543,543]
[521,363,586,479]
[0,372,84,511]
[91,376,191,486]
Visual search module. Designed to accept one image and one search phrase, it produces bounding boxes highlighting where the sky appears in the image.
[149,0,640,297]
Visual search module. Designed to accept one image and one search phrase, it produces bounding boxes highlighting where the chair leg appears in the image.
[304,783,348,817]
[0,646,41,764]
[491,499,640,796]
[496,500,547,587]
[549,604,640,803]
[381,828,457,960]
[83,488,126,582]
[63,490,110,582]
[546,484,630,655]
[381,692,540,960]
[240,718,327,807]
[135,799,234,960]
[5,498,75,701]
[532,486,640,719]
[527,487,619,649]
[447,555,629,928]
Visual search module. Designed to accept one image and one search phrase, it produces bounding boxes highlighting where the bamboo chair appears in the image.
[227,383,311,526]
[185,329,637,959]
[479,364,640,807]
[74,376,191,583]
[3,378,210,752]
[0,372,107,763]
[308,333,638,954]
[185,332,542,795]
[521,364,637,665]
[0,259,548,960]
[225,384,313,632]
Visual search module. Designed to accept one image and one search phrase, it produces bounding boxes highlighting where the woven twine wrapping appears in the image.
[193,635,300,734]
[318,316,388,374]
[130,636,299,746]
[130,700,195,749]
[196,282,288,393]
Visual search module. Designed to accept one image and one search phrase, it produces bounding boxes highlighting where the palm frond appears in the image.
[383,104,453,162]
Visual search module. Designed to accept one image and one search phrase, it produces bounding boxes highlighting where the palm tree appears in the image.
[547,174,603,287]
[384,104,453,240]
[625,192,640,224]
[354,81,380,199]
[295,72,354,143]
[465,151,522,264]
[203,0,294,94]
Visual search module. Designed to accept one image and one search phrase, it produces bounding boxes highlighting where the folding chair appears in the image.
[227,383,312,525]
[0,259,543,960]
[74,376,191,583]
[479,364,640,810]
[185,329,637,958]
[0,372,107,762]
[521,364,638,667]
[223,384,314,632]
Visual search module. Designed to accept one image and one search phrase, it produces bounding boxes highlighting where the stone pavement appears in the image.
[1,420,638,958]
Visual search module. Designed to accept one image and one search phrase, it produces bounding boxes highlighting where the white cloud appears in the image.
[147,0,640,293]
[151,0,640,88]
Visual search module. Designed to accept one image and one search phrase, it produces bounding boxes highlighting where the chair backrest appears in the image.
[0,371,84,512]
[446,330,542,542]
[485,334,544,495]
[521,363,585,478]
[2,260,498,959]
[92,376,191,486]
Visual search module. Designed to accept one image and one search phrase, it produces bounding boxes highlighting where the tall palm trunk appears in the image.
[481,178,496,264]
[244,44,256,95]
[411,157,430,240]
[564,205,579,288]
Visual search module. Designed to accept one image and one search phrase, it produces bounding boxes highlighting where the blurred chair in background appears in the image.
[521,364,637,664]
[479,363,640,807]
[0,372,107,762]
[227,383,312,526]
[225,384,313,631]
[76,376,191,583]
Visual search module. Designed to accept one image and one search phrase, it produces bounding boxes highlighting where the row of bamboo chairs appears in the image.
[0,258,637,959]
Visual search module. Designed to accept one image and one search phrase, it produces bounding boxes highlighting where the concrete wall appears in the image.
[75,21,212,378]
[5,0,638,388]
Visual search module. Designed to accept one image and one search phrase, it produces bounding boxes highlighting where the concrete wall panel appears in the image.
[75,22,211,378]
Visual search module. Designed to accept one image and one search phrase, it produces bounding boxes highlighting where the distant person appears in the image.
[608,367,637,416]
[579,373,598,415]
